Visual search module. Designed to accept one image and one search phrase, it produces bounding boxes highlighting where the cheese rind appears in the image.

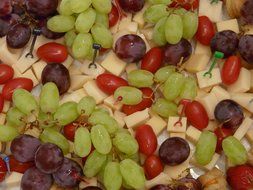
[216,19,240,33]
[167,117,187,133]
[234,117,253,140]
[124,108,150,129]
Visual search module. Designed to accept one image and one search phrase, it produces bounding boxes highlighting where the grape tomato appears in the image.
[141,47,163,73]
[9,155,34,174]
[63,123,77,142]
[196,16,215,46]
[169,0,199,10]
[0,157,7,182]
[144,155,163,180]
[0,64,14,84]
[221,56,241,85]
[109,4,119,28]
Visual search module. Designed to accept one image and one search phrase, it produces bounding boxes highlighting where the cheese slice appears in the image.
[5,172,23,188]
[199,0,223,23]
[167,117,187,133]
[195,42,212,57]
[69,75,93,92]
[186,126,202,144]
[234,117,253,140]
[231,93,253,113]
[0,40,22,65]
[146,114,167,136]
[199,93,219,119]
[104,95,123,110]
[124,108,150,129]
[185,54,210,73]
[0,113,6,125]
[114,111,126,128]
[145,172,171,189]
[81,61,105,78]
[197,68,222,89]
[211,86,230,102]
[60,89,87,104]
[216,19,240,33]
[32,60,47,81]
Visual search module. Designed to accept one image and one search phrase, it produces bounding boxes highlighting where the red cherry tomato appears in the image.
[37,42,68,63]
[141,47,163,73]
[196,16,215,46]
[135,124,157,156]
[9,155,34,174]
[185,101,209,130]
[221,56,241,85]
[170,0,199,10]
[2,77,33,101]
[96,73,128,95]
[109,4,119,28]
[144,155,163,180]
[227,165,253,190]
[63,123,77,142]
[0,157,7,182]
[214,127,233,153]
[0,94,4,113]
[122,87,154,115]
[0,64,14,84]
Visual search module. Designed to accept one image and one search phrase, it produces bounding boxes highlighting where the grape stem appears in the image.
[25,28,41,58]
[88,43,101,69]
[174,99,191,127]
[203,51,224,78]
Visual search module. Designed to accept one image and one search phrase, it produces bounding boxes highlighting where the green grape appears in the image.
[72,33,93,59]
[77,96,96,115]
[152,98,177,118]
[47,15,75,33]
[120,159,145,189]
[54,102,79,126]
[152,17,167,46]
[148,0,172,4]
[70,0,92,13]
[154,65,176,83]
[113,132,138,156]
[13,89,38,115]
[91,24,113,48]
[91,124,112,154]
[165,14,183,44]
[118,152,139,163]
[92,0,112,14]
[75,8,96,33]
[40,82,59,114]
[114,86,143,106]
[195,131,217,165]
[104,162,122,190]
[144,4,169,24]
[64,30,77,47]
[182,11,198,39]
[0,125,19,142]
[6,107,26,127]
[128,70,154,88]
[173,8,187,16]
[95,12,109,28]
[83,150,107,177]
[98,154,113,183]
[163,72,185,101]
[38,111,54,128]
[180,77,197,100]
[58,0,73,15]
[40,128,69,154]
[222,136,247,165]
[74,127,91,157]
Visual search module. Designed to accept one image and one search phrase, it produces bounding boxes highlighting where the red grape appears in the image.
[196,16,215,46]
[141,47,163,73]
[221,56,241,85]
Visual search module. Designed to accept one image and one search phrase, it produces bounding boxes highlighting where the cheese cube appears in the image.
[60,89,87,104]
[191,153,220,170]
[216,19,240,33]
[2,101,10,113]
[5,172,23,188]
[234,117,253,140]
[104,95,122,110]
[0,41,22,65]
[24,127,41,138]
[101,51,127,76]
[199,93,219,119]
[79,177,98,189]
[199,0,223,23]
[231,93,253,113]
[227,68,251,93]
[167,117,187,133]
[211,86,230,101]
[125,63,138,74]
[69,63,82,75]
[133,3,149,28]
[206,120,218,131]
[62,55,73,69]
[32,60,47,81]
[186,126,201,144]
[83,80,107,104]
[21,69,39,86]
[81,61,105,78]
[69,75,93,92]
[146,114,167,136]
[145,172,171,189]
[250,70,253,92]
[197,68,222,88]
[118,15,138,34]
[140,28,153,41]
[124,108,150,129]
[195,42,212,57]
[185,54,210,73]
[11,64,21,78]
[245,25,253,35]
[0,113,6,125]
[195,89,208,101]
[246,129,253,144]
[114,111,126,128]
[170,132,186,139]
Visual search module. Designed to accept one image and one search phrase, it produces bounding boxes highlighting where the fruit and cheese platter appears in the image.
[1,0,253,189]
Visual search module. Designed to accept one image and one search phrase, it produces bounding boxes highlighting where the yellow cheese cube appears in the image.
[69,75,93,92]
[62,55,73,69]
[216,19,240,33]
[186,126,201,144]
[211,86,230,101]
[81,61,105,78]
[32,60,47,81]
[145,172,171,189]
[60,89,87,104]
[167,117,187,133]
[197,68,222,88]
[170,132,186,139]
[234,117,253,140]
[0,113,6,125]
[0,41,22,65]
[231,93,253,113]
[124,108,150,129]
[195,42,212,57]
[21,69,39,86]
[146,114,167,136]
[185,54,210,73]
[104,95,123,110]
[69,63,82,75]
[2,101,10,113]
[114,111,126,128]
[191,153,220,170]
[199,93,219,119]
[199,0,223,23]
[5,172,23,188]
[83,80,107,104]
[101,51,127,76]
[246,129,253,144]
[125,63,138,74]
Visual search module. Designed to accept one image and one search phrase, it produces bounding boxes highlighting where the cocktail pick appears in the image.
[26,28,42,58]
[203,51,224,78]
[88,43,101,69]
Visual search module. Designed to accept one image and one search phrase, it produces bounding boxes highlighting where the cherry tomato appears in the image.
[0,64,14,84]
[221,56,241,85]
[135,124,157,156]
[109,4,119,28]
[37,42,68,63]
[170,0,199,10]
[0,94,4,113]
[122,88,154,115]
[96,73,128,95]
[185,101,209,130]
[214,127,233,153]
[144,155,163,180]
[196,16,215,46]
[141,47,163,73]
[63,123,77,142]
[9,155,34,174]
[2,77,33,101]
[0,157,7,182]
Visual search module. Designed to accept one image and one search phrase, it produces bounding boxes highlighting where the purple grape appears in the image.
[162,39,192,66]
[119,0,145,13]
[11,0,26,15]
[241,0,253,25]
[150,185,173,190]
[21,167,53,190]
[210,30,238,58]
[176,177,202,190]
[214,100,244,130]
[10,134,41,163]
[53,158,82,188]
[39,19,65,39]
[0,14,20,37]
[6,23,31,49]
[41,63,70,95]
[238,35,253,64]
[0,0,12,18]
[35,143,64,174]
[114,34,146,63]
[82,187,103,190]
[159,137,190,166]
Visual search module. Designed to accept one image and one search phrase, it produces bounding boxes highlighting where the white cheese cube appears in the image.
[145,172,171,189]
[199,0,223,23]
[246,129,253,144]
[114,111,126,128]
[69,75,93,92]
[146,114,167,136]
[125,63,138,74]
[199,93,219,119]
[195,42,212,57]
[197,68,222,88]
[227,68,251,93]
[234,117,253,140]
[167,117,187,133]
[0,41,22,65]
[170,132,186,139]
[60,89,87,104]
[2,101,10,113]
[185,54,210,73]
[186,126,202,144]
[211,86,230,101]
[32,60,47,81]
[191,153,220,170]
[231,93,253,113]
[124,108,150,129]
[118,15,138,34]
[21,69,39,86]
[101,51,127,76]
[62,55,73,69]
[83,80,107,104]
[0,113,6,125]
[79,177,98,189]
[104,95,122,110]
[5,172,23,188]
[81,61,105,78]
[216,19,240,33]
